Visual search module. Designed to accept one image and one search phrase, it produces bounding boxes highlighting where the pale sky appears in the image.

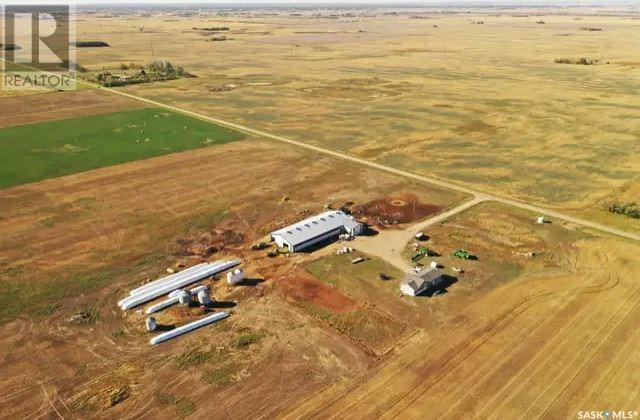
[3,0,635,4]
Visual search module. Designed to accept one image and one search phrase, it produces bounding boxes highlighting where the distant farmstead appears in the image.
[271,210,364,252]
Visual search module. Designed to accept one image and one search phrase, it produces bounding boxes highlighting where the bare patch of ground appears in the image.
[0,89,147,128]
[278,270,357,313]
[351,193,442,227]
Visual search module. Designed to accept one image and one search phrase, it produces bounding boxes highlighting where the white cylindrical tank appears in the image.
[149,312,229,345]
[119,260,240,311]
[146,317,157,332]
[227,268,244,286]
[177,290,192,306]
[197,290,212,306]
[430,261,439,269]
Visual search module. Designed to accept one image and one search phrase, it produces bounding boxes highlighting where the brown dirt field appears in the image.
[0,138,464,418]
[351,192,442,226]
[0,293,373,420]
[0,89,147,128]
[278,270,357,313]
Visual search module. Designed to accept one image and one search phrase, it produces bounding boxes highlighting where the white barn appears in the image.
[271,210,364,253]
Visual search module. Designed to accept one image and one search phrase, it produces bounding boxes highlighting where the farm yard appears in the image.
[288,203,640,419]
[1,3,639,419]
[0,134,465,417]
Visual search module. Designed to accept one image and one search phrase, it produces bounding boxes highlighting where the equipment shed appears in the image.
[271,210,364,252]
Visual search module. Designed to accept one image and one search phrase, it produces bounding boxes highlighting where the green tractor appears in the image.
[453,249,474,260]
[411,247,438,262]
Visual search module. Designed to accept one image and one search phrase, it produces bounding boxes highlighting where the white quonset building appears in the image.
[271,210,364,253]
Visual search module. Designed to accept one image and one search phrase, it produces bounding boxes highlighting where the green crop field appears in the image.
[0,108,245,188]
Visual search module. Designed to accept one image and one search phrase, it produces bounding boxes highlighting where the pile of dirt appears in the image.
[67,307,101,325]
[351,193,441,226]
[278,271,357,313]
[180,229,245,257]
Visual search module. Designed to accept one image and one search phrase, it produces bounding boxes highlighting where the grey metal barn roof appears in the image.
[271,210,361,247]
[402,268,442,292]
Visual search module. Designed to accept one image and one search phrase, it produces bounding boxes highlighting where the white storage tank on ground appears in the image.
[227,268,244,285]
[146,317,157,332]
[197,290,212,306]
[177,290,192,306]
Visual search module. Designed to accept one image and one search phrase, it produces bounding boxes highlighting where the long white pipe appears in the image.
[119,262,224,308]
[118,263,217,307]
[149,312,229,345]
[129,263,208,296]
[145,285,209,314]
[120,260,240,311]
[126,263,213,299]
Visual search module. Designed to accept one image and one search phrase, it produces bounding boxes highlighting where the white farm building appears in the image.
[401,267,443,297]
[271,210,364,253]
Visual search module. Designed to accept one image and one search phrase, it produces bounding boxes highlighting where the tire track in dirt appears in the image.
[435,274,614,418]
[567,313,640,414]
[379,270,621,420]
[527,282,640,419]
[292,269,607,419]
[306,258,618,419]
[315,290,559,419]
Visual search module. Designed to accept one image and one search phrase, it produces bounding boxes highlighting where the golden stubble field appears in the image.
[1,4,639,418]
[73,7,640,221]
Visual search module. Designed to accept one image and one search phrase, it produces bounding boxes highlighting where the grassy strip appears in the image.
[0,107,245,189]
[0,270,120,325]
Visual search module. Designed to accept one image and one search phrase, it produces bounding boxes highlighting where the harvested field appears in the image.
[4,4,640,418]
[75,7,640,216]
[0,89,146,129]
[576,178,640,235]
